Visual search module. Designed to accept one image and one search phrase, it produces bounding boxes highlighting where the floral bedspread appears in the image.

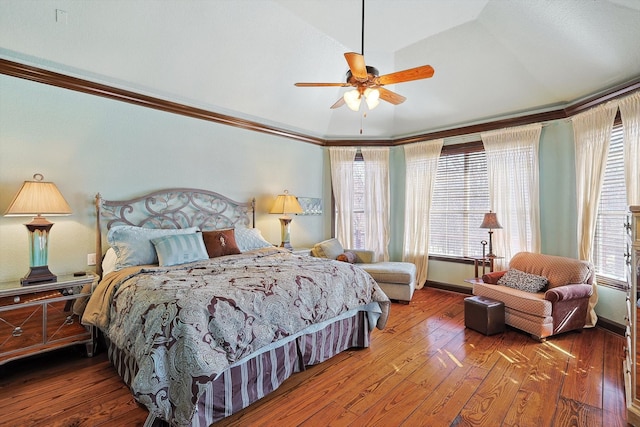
[83,247,389,426]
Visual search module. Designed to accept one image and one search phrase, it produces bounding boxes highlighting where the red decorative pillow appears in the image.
[336,251,357,264]
[202,229,241,258]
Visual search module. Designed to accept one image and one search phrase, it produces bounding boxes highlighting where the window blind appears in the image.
[594,122,627,288]
[429,142,490,257]
[352,157,366,249]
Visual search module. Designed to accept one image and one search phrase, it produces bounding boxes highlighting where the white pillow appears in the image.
[234,227,273,252]
[102,247,118,276]
[107,225,199,270]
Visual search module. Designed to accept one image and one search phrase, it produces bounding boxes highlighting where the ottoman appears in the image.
[464,295,505,335]
[360,262,417,303]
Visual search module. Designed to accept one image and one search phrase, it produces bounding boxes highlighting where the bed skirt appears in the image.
[107,309,373,426]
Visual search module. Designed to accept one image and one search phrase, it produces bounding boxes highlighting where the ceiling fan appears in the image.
[294,0,435,112]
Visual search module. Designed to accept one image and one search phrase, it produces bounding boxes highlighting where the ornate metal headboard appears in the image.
[95,188,255,276]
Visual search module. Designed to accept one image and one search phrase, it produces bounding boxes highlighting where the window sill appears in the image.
[596,274,628,292]
[428,255,475,265]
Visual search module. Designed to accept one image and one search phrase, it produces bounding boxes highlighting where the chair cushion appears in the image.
[473,282,551,317]
[508,252,594,289]
[360,262,416,285]
[312,238,345,260]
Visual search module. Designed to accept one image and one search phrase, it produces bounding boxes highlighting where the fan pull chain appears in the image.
[360,111,367,134]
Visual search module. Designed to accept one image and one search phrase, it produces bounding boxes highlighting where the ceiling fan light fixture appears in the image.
[364,88,380,110]
[294,0,433,111]
[343,89,362,111]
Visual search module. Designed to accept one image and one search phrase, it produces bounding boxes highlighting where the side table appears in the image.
[0,273,97,365]
[467,256,503,278]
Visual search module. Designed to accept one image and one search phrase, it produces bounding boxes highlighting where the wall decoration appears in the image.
[297,197,322,215]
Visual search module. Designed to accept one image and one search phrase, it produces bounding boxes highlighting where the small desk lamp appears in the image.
[269,190,303,250]
[479,211,502,258]
[4,174,72,285]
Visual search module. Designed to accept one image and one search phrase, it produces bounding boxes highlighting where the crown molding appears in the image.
[2,58,638,147]
[0,58,326,146]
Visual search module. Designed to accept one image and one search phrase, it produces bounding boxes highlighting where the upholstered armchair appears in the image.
[473,252,594,341]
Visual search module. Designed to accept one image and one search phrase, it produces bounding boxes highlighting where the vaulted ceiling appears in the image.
[1,0,639,140]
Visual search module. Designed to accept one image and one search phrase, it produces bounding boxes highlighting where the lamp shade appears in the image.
[479,211,502,229]
[4,174,72,217]
[343,89,362,112]
[270,190,303,215]
[364,88,380,110]
[343,88,381,112]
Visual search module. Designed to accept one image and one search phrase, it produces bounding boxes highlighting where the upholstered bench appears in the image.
[310,238,417,303]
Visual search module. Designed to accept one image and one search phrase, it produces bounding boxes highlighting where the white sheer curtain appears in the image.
[402,139,443,288]
[329,147,357,249]
[619,91,640,205]
[361,148,390,262]
[481,123,542,268]
[572,100,618,327]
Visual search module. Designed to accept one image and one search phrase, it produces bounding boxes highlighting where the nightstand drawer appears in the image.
[0,289,62,307]
[0,303,45,353]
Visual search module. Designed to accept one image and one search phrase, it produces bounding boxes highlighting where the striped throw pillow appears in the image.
[151,232,208,267]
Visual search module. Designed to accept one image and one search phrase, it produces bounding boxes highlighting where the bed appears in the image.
[81,188,390,427]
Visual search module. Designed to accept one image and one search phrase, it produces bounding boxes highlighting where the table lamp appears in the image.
[4,173,72,285]
[479,211,502,258]
[269,190,303,250]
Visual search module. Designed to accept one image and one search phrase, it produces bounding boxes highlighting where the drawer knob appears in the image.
[12,327,23,337]
[13,296,20,303]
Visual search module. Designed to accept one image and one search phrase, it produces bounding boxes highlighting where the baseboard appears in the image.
[425,280,473,295]
[596,316,625,336]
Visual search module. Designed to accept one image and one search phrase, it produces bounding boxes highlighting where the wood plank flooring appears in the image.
[0,287,628,426]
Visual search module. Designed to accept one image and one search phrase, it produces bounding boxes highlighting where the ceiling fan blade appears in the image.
[330,97,345,109]
[295,82,350,87]
[377,65,435,85]
[378,87,406,105]
[344,52,368,80]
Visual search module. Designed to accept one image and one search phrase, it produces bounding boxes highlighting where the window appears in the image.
[429,142,490,257]
[594,121,627,289]
[333,153,367,249]
[352,155,365,249]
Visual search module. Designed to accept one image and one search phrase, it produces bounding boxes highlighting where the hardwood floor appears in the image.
[0,287,628,427]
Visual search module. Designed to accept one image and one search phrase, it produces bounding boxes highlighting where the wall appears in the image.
[1,72,626,325]
[387,122,626,325]
[0,74,325,282]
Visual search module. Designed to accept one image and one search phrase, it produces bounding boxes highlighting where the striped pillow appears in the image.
[151,233,208,267]
[107,226,200,270]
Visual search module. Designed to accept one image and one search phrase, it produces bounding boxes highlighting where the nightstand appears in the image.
[0,274,96,365]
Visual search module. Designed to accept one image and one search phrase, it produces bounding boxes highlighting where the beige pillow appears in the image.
[313,238,344,260]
